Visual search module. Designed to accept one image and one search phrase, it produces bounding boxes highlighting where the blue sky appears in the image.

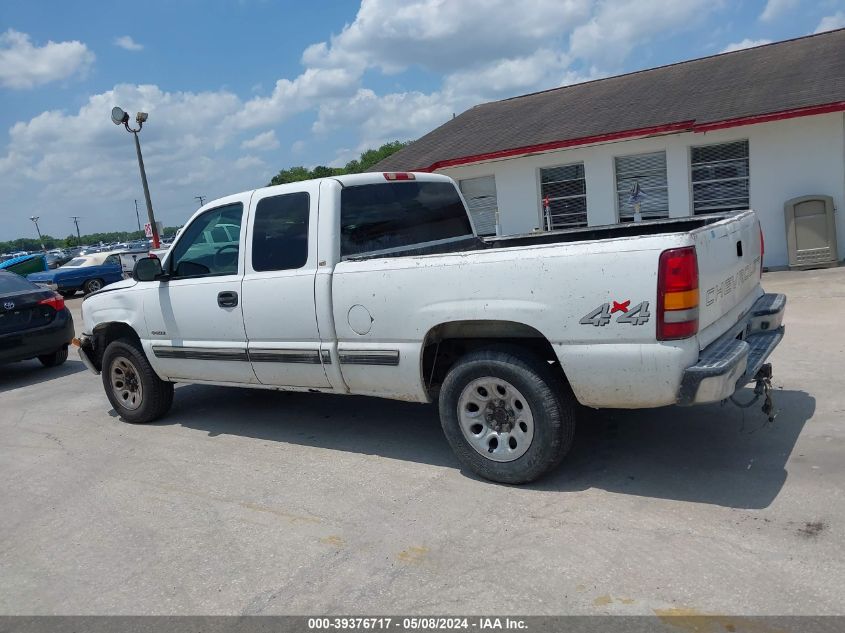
[1,0,843,242]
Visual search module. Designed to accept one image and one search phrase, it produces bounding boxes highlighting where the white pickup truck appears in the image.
[77,172,785,483]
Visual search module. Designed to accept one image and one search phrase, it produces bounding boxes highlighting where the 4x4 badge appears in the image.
[580,301,650,326]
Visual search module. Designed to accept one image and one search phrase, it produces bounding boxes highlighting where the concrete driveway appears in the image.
[0,268,842,615]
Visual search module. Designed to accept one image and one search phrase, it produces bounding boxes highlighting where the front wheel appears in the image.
[438,347,576,484]
[101,339,174,423]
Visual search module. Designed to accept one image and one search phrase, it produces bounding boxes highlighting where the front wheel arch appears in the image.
[91,321,142,371]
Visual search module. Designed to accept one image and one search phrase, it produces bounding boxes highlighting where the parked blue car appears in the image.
[27,252,124,297]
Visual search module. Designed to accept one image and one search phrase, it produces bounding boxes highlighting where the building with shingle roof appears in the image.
[374,29,845,268]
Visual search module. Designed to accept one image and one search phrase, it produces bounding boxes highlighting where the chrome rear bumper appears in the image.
[678,293,786,405]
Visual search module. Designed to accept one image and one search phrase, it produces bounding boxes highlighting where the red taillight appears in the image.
[39,293,65,312]
[383,172,415,181]
[759,223,765,278]
[657,246,699,341]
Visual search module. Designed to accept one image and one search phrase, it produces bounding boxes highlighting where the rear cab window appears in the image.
[340,181,472,257]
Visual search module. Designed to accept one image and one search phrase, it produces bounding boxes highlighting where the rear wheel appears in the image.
[38,346,68,367]
[101,339,174,423]
[83,278,104,294]
[438,347,576,484]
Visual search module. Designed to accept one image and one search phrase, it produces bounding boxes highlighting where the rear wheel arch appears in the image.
[420,320,568,399]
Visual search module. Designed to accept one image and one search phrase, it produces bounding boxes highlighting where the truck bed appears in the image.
[346,213,734,261]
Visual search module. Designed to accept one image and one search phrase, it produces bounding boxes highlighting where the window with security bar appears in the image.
[615,151,669,222]
[539,163,587,230]
[459,175,498,236]
[690,140,749,215]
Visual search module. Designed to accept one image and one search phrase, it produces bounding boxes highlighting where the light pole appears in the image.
[70,216,81,244]
[194,195,206,208]
[111,107,160,248]
[30,216,45,251]
[134,199,142,233]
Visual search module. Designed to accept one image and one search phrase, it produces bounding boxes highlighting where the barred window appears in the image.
[539,163,587,229]
[691,140,749,214]
[459,175,498,236]
[615,151,669,221]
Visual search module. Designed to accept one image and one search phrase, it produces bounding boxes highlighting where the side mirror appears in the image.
[133,257,164,282]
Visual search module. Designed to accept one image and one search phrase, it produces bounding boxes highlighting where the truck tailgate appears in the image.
[692,211,763,349]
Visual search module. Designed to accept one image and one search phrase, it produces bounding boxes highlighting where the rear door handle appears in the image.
[217,291,238,308]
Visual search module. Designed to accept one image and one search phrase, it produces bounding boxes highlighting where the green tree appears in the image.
[266,140,411,187]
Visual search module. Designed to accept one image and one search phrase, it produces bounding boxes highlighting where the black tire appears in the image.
[38,346,68,367]
[101,338,174,423]
[59,290,76,298]
[83,278,104,295]
[438,346,576,484]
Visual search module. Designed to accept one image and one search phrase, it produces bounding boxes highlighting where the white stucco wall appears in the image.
[438,112,845,268]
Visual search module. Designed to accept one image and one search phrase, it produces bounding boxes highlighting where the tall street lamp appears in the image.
[30,216,45,251]
[111,107,160,248]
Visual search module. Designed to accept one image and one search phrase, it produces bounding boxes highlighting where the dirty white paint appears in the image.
[438,112,845,268]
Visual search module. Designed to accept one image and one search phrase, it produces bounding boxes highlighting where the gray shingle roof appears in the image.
[373,29,845,172]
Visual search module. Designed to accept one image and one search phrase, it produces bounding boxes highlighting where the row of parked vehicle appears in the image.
[0,238,177,370]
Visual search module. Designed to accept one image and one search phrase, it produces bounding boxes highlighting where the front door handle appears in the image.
[217,291,238,308]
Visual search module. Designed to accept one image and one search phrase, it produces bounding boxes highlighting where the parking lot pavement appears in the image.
[0,269,843,616]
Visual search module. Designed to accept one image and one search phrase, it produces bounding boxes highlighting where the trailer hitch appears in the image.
[729,363,775,422]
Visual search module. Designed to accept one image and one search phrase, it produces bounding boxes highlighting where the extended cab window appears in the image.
[340,181,472,256]
[252,192,309,271]
[170,203,243,278]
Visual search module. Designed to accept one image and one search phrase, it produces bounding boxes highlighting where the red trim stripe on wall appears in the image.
[422,100,845,172]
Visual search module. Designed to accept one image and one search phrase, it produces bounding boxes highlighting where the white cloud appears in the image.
[0,29,94,89]
[568,0,716,67]
[814,12,845,33]
[241,130,280,151]
[227,67,360,130]
[720,38,772,53]
[303,0,590,75]
[442,50,572,100]
[234,155,265,170]
[0,83,250,233]
[114,35,143,51]
[760,0,798,22]
[313,88,453,144]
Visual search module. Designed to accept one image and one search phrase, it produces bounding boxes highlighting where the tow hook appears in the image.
[754,363,775,422]
[728,363,775,422]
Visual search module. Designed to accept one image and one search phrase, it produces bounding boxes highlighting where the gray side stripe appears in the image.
[152,346,249,362]
[152,346,393,365]
[153,346,332,365]
[338,350,400,366]
[249,349,321,364]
